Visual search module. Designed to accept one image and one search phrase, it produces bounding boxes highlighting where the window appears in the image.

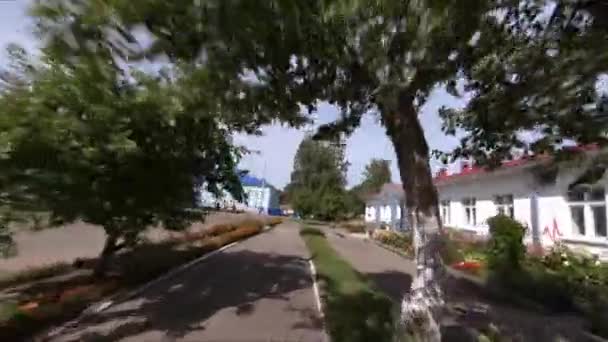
[568,185,607,238]
[462,197,477,226]
[494,194,515,218]
[440,200,451,224]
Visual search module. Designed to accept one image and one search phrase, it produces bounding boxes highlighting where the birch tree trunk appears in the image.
[383,91,444,341]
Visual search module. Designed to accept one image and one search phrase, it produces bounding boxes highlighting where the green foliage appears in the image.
[374,230,414,257]
[438,233,465,265]
[0,47,244,275]
[345,159,392,217]
[487,215,526,274]
[436,2,608,165]
[288,138,349,221]
[300,226,394,342]
[351,159,392,197]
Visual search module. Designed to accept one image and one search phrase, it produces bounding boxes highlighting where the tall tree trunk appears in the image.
[94,232,118,278]
[383,91,443,341]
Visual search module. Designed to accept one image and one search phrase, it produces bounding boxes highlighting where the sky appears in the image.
[0,0,467,189]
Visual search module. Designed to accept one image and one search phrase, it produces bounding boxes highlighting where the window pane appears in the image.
[508,206,515,218]
[494,196,504,205]
[568,189,585,202]
[570,206,586,235]
[593,205,607,237]
[465,208,471,224]
[497,206,505,215]
[591,187,606,201]
[506,195,514,204]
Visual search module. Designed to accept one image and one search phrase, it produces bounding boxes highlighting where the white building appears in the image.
[435,146,608,259]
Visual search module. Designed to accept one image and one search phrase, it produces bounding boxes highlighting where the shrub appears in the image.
[205,223,236,237]
[487,215,526,274]
[236,218,265,231]
[373,230,414,257]
[225,225,262,241]
[437,233,464,265]
[266,217,284,227]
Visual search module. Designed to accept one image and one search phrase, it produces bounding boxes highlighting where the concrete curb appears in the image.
[308,260,324,318]
[369,239,414,260]
[41,225,275,340]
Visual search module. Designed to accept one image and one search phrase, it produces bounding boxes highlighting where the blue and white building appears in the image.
[198,174,280,214]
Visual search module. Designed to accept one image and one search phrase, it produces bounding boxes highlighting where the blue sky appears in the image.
[0,0,466,189]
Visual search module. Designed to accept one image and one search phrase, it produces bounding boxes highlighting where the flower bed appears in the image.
[372,230,414,257]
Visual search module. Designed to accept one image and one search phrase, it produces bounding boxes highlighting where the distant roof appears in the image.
[240,174,271,187]
[434,144,601,186]
[366,183,405,203]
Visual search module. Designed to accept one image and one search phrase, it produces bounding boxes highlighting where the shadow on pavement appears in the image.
[48,249,315,342]
[366,270,412,304]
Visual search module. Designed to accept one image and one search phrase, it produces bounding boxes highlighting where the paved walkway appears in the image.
[323,229,416,303]
[42,222,325,342]
[324,228,589,341]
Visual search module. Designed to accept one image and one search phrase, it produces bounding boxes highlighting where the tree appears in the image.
[345,159,392,217]
[0,49,244,277]
[28,0,608,339]
[353,159,392,196]
[288,138,348,221]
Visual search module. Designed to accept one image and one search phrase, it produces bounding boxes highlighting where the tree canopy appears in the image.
[288,138,348,221]
[0,46,244,275]
[355,159,392,196]
[19,0,608,337]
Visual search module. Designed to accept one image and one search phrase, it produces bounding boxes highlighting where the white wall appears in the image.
[436,161,608,259]
[438,169,537,235]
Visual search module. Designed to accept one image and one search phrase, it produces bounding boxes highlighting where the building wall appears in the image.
[199,185,280,213]
[364,185,408,231]
[437,162,608,259]
[243,186,280,213]
[438,170,538,235]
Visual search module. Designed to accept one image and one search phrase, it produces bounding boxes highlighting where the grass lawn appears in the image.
[300,227,394,342]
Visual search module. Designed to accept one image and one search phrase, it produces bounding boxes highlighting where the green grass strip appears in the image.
[300,227,394,342]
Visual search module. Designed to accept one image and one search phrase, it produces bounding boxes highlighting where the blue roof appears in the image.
[240,174,267,187]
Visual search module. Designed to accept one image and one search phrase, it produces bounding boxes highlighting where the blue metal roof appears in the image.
[240,174,266,187]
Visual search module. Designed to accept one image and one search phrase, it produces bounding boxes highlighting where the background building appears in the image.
[435,145,608,259]
[198,174,280,214]
[364,183,408,231]
[241,175,280,214]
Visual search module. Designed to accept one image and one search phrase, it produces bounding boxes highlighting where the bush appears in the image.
[225,225,262,241]
[487,215,526,274]
[205,223,236,237]
[437,232,464,265]
[266,217,284,227]
[236,218,265,231]
[373,230,413,256]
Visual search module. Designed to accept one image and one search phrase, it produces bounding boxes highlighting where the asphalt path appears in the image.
[42,221,325,342]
